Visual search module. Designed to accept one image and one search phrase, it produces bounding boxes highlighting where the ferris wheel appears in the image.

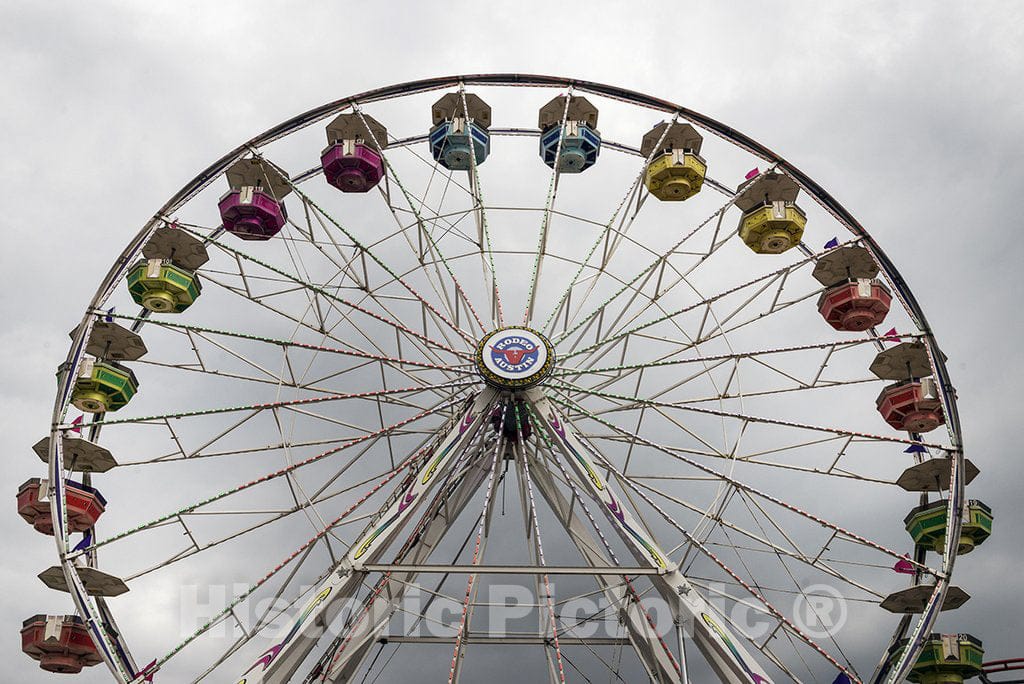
[19,75,991,684]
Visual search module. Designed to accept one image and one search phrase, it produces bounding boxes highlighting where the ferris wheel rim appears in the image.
[44,74,965,684]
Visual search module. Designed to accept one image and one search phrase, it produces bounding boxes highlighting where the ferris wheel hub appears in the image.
[475,326,555,390]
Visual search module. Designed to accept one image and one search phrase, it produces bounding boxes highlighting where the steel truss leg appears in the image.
[525,449,683,683]
[333,410,674,684]
[234,389,497,684]
[524,389,775,684]
[323,448,499,682]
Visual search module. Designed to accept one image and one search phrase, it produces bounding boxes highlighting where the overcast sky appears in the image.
[2,2,1023,682]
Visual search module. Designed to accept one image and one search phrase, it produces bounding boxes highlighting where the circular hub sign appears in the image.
[475,327,555,389]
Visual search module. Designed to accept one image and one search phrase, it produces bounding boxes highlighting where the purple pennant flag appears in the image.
[824,237,839,249]
[104,307,115,322]
[832,674,853,684]
[72,529,93,553]
[904,443,928,454]
[744,167,760,180]
[893,558,916,575]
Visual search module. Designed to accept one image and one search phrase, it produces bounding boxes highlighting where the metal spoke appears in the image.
[544,387,934,572]
[349,106,488,335]
[522,88,573,326]
[539,116,680,337]
[72,393,468,557]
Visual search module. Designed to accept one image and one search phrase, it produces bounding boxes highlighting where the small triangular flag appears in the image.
[824,237,839,249]
[893,558,916,575]
[104,307,115,323]
[135,659,158,682]
[744,167,760,180]
[832,674,853,684]
[882,327,901,342]
[904,443,928,454]
[73,530,93,553]
[70,415,84,435]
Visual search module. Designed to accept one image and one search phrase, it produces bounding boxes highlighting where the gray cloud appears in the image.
[3,2,1022,682]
